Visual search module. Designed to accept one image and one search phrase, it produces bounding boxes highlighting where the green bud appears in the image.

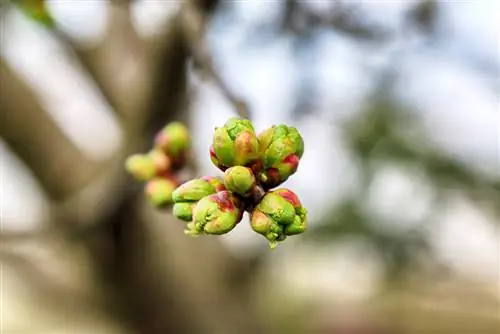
[250,188,307,247]
[212,117,260,168]
[187,191,243,235]
[271,188,307,235]
[144,178,176,207]
[125,154,156,181]
[172,178,217,203]
[223,166,256,197]
[173,202,196,222]
[257,125,304,189]
[209,145,228,171]
[155,122,191,160]
[250,209,286,249]
[147,148,171,176]
[257,192,296,226]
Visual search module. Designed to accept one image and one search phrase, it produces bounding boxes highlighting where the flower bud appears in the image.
[257,192,296,225]
[144,178,177,207]
[172,178,218,203]
[187,191,244,235]
[257,125,304,189]
[249,191,295,248]
[155,122,191,161]
[250,188,307,247]
[223,166,256,197]
[147,149,171,176]
[212,118,260,168]
[272,188,307,235]
[250,209,286,249]
[209,145,228,172]
[125,154,156,181]
[173,202,196,222]
[200,176,227,192]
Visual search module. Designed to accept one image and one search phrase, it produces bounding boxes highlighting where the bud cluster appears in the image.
[172,117,307,249]
[125,122,191,208]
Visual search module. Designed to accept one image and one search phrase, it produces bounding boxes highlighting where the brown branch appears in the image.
[0,58,99,200]
[50,0,153,128]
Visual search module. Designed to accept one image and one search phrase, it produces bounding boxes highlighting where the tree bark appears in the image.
[0,58,98,200]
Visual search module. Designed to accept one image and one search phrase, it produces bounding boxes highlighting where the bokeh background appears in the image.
[1,1,499,333]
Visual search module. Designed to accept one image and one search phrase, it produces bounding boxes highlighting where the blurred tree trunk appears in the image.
[0,1,265,333]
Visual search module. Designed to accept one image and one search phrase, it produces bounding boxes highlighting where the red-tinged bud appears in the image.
[155,122,191,164]
[250,209,286,249]
[271,188,307,236]
[212,118,260,168]
[147,149,172,176]
[125,154,156,181]
[250,188,307,247]
[144,178,177,207]
[272,188,302,209]
[257,125,304,189]
[187,191,244,235]
[209,145,228,172]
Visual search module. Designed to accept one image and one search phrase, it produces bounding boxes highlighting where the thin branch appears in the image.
[282,0,391,41]
[180,2,250,119]
[50,0,152,128]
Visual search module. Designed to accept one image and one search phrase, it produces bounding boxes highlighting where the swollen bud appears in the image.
[155,122,191,163]
[172,176,227,223]
[250,188,307,248]
[187,191,244,235]
[257,192,296,225]
[144,178,177,207]
[257,125,304,189]
[250,209,286,249]
[209,145,228,172]
[125,154,156,181]
[147,148,171,176]
[212,117,260,169]
[172,178,218,203]
[223,166,256,197]
[272,188,308,235]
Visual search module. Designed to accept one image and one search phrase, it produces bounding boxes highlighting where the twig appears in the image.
[180,2,250,119]
[283,0,390,41]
